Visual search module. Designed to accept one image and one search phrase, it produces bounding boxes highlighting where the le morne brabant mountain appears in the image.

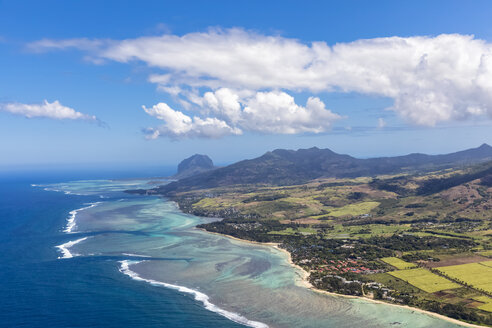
[173,154,216,179]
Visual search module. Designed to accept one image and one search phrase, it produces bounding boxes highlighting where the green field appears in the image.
[479,250,492,257]
[325,201,380,217]
[381,257,417,270]
[473,296,492,312]
[268,227,317,235]
[478,302,492,312]
[480,260,492,268]
[437,262,492,293]
[389,268,460,293]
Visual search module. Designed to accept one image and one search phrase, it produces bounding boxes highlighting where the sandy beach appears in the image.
[199,228,489,328]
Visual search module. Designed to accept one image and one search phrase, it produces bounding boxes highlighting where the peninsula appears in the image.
[128,144,492,327]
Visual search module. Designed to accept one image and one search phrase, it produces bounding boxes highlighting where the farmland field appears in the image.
[478,303,492,312]
[473,296,492,312]
[480,260,492,268]
[437,262,492,293]
[479,250,492,257]
[267,227,317,235]
[388,268,460,293]
[325,201,380,217]
[381,257,417,270]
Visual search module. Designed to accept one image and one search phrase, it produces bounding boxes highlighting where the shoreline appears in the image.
[197,228,488,328]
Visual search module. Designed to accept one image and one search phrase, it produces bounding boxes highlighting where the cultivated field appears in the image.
[437,262,492,293]
[381,257,417,270]
[480,260,492,268]
[324,201,380,217]
[479,250,492,257]
[473,296,492,312]
[426,254,489,268]
[389,268,460,293]
[478,302,492,312]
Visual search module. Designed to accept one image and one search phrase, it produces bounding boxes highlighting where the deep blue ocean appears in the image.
[0,170,242,328]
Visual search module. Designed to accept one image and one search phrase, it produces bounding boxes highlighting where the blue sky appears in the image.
[1,0,492,170]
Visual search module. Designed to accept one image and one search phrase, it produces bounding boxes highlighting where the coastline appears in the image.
[197,228,489,328]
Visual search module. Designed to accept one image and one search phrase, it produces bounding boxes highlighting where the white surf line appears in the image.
[34,184,86,196]
[32,184,63,193]
[44,188,61,192]
[56,237,89,259]
[122,253,152,258]
[64,202,101,233]
[119,260,269,328]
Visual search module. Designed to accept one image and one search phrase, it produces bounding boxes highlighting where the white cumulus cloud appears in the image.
[29,29,492,133]
[142,89,341,138]
[0,100,98,122]
[142,102,241,139]
[242,91,341,134]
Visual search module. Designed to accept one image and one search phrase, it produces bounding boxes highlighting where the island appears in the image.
[128,144,492,327]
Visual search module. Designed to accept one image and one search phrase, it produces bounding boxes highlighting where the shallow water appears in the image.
[47,179,468,328]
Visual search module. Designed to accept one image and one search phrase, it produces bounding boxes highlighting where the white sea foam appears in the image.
[56,237,89,259]
[122,253,152,258]
[119,260,269,328]
[64,202,101,233]
[38,186,86,196]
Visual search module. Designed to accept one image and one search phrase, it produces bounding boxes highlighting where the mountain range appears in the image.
[153,143,492,194]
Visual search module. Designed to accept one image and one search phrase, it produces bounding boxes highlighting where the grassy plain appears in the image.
[437,262,492,293]
[267,227,317,235]
[478,302,492,312]
[481,260,492,268]
[389,268,460,293]
[381,257,417,269]
[324,201,380,217]
[473,296,492,312]
[479,250,492,257]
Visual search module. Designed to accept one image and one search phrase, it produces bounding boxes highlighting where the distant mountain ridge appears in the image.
[173,154,215,179]
[156,144,492,194]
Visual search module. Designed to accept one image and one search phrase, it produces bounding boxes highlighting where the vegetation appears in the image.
[388,268,460,293]
[127,155,492,326]
[479,303,492,312]
[416,163,492,196]
[152,144,492,194]
[323,201,380,217]
[380,257,417,270]
[436,262,492,294]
